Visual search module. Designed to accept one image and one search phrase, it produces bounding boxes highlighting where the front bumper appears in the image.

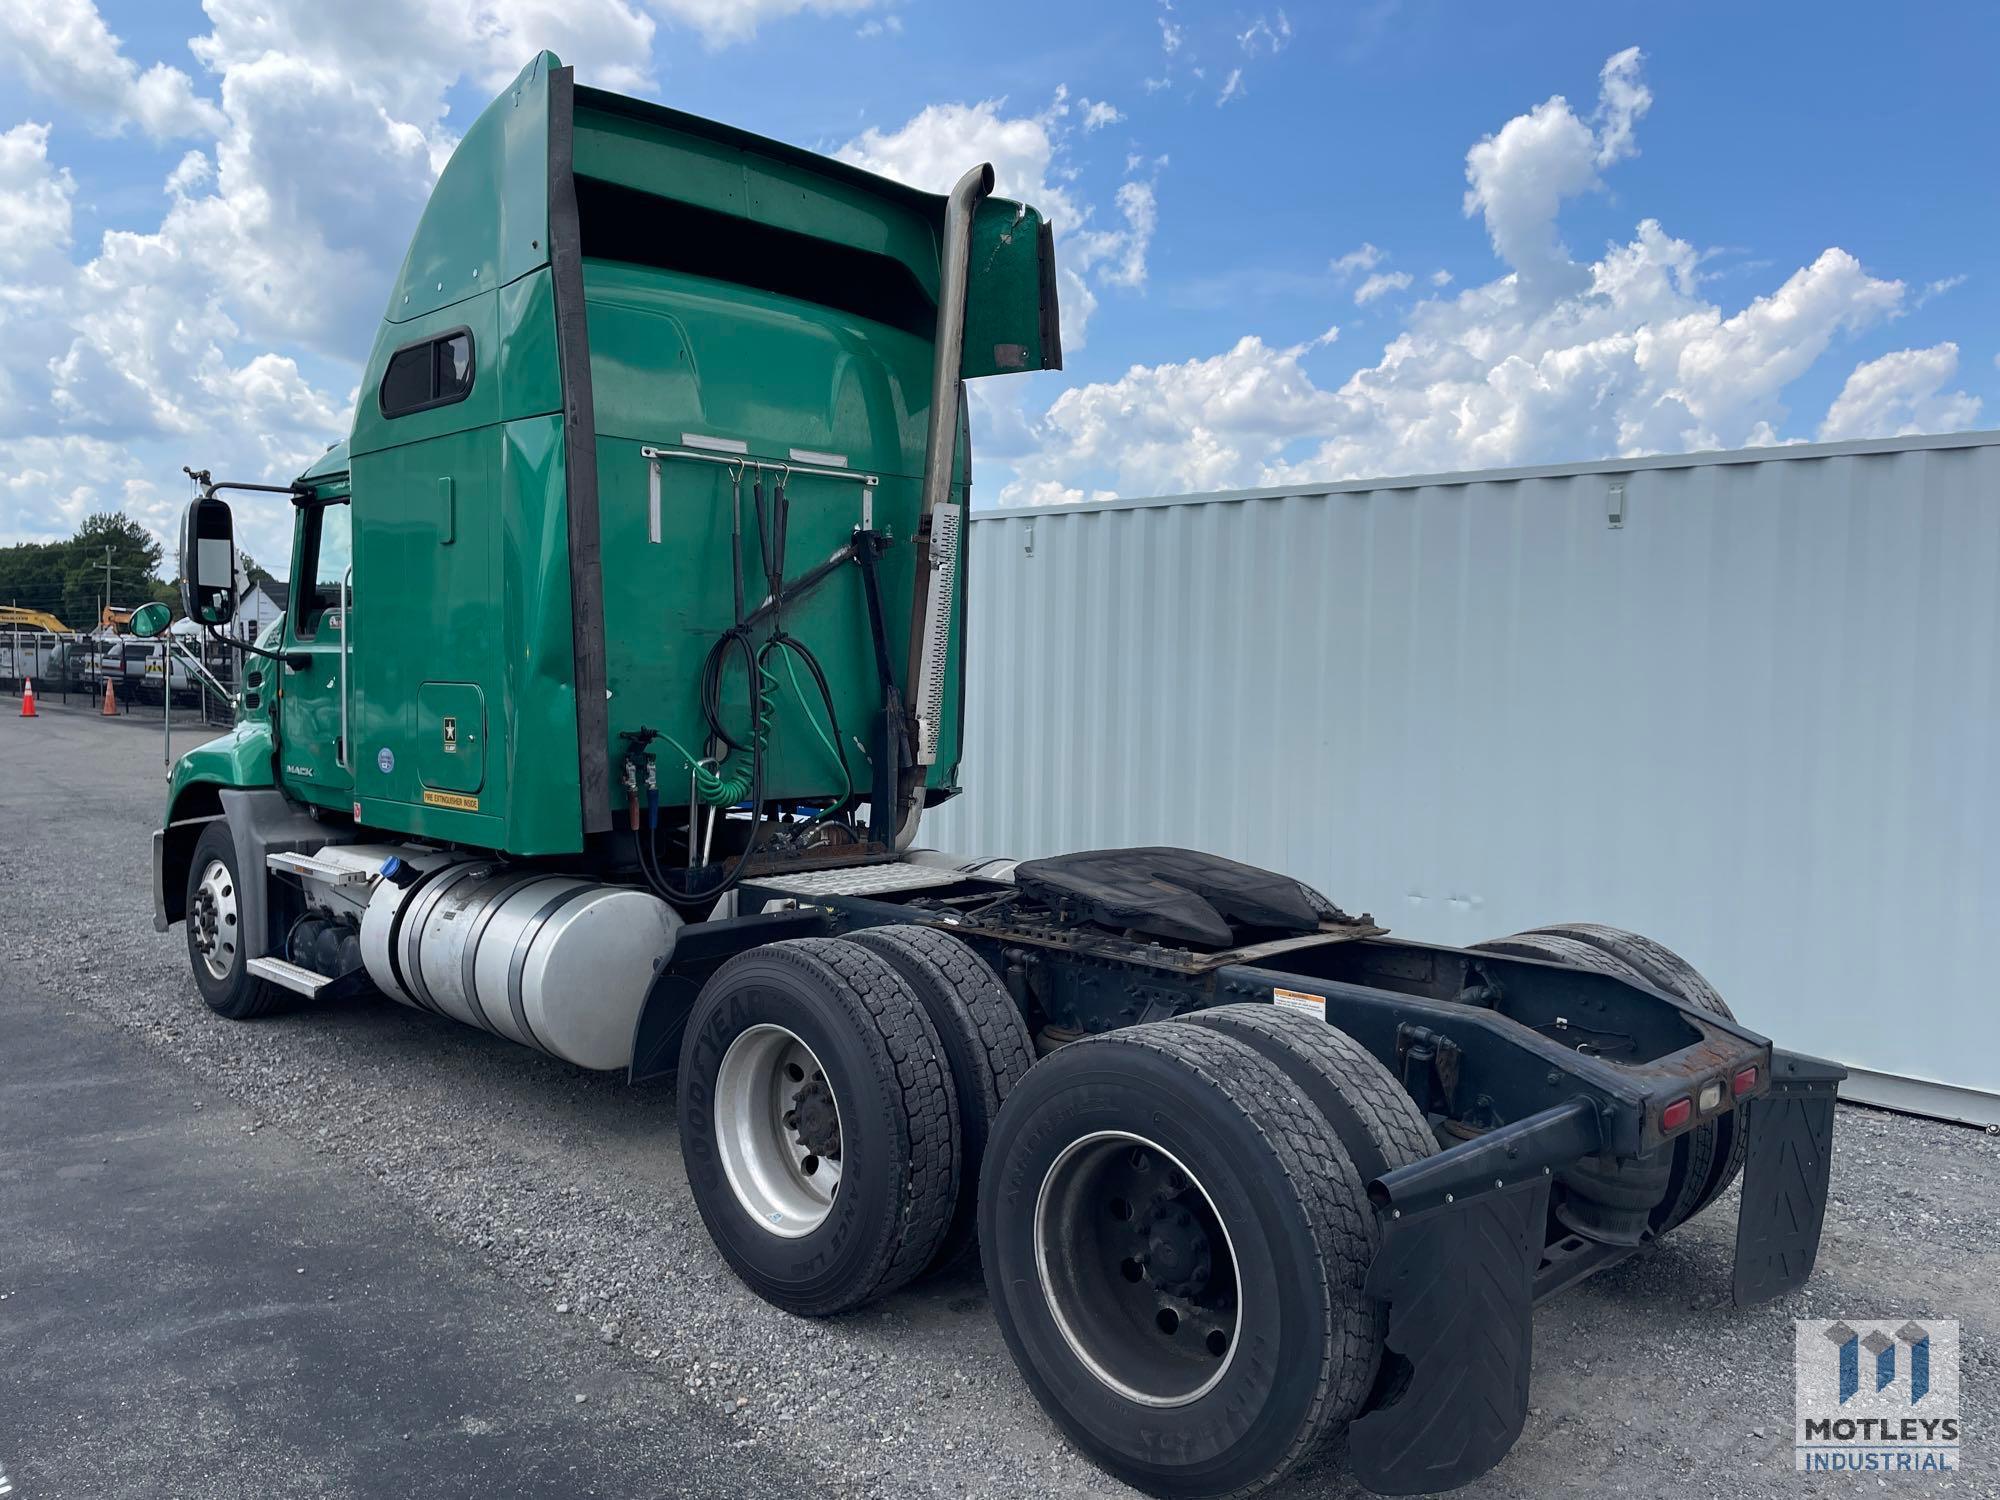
[1347,1049,1845,1495]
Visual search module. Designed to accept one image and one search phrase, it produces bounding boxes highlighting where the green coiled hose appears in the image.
[657,639,780,806]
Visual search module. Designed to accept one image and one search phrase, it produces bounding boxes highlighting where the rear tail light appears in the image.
[1661,1096,1693,1132]
[1733,1065,1759,1097]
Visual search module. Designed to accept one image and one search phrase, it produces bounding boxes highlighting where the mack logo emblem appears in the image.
[423,789,479,812]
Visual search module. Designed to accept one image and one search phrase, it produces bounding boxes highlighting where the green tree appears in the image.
[0,540,73,627]
[59,513,165,628]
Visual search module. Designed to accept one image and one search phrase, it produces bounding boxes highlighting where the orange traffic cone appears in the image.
[19,677,36,717]
[101,676,117,715]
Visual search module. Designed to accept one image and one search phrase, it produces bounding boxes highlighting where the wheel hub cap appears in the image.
[1032,1132,1242,1407]
[191,858,238,981]
[714,1024,844,1239]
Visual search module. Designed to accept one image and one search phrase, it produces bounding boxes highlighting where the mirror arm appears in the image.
[205,623,308,671]
[183,467,306,503]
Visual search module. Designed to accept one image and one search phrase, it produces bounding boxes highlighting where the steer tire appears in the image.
[1526,923,1748,1220]
[843,924,1034,1272]
[185,821,284,1020]
[1476,930,1717,1239]
[678,937,960,1317]
[981,1021,1376,1499]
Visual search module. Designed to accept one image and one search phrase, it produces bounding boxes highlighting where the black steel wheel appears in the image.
[842,924,1034,1271]
[678,937,960,1317]
[981,1022,1375,1499]
[185,821,284,1020]
[1525,923,1747,1220]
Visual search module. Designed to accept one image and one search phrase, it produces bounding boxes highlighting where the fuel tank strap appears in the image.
[457,871,552,1036]
[506,883,599,1055]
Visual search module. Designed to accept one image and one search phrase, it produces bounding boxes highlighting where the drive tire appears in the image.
[1477,929,1716,1235]
[1175,1003,1435,1182]
[1526,923,1748,1219]
[679,937,959,1317]
[981,1022,1375,1499]
[843,924,1034,1272]
[185,821,284,1020]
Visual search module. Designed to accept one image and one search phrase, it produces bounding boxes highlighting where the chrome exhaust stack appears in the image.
[899,162,994,846]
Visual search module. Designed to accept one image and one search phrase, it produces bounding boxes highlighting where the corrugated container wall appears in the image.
[925,431,2000,1125]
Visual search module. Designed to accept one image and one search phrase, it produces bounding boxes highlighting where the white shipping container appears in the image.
[927,430,2000,1124]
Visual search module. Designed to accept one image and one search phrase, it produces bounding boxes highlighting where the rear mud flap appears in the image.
[1348,1175,1549,1496]
[1731,1048,1844,1306]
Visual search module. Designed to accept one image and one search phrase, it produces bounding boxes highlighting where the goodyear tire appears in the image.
[1173,1002,1437,1418]
[185,821,284,1020]
[843,924,1034,1271]
[678,937,959,1317]
[981,1022,1375,1499]
[1175,1003,1435,1184]
[1477,929,1717,1236]
[1526,923,1748,1220]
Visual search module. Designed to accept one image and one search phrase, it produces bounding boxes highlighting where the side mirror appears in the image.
[179,495,237,626]
[130,601,172,638]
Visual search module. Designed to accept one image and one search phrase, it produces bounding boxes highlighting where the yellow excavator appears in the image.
[0,606,71,634]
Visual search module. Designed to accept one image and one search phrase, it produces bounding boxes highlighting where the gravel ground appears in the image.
[3,698,1996,1498]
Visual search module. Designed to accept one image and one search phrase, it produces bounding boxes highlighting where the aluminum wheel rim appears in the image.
[1033,1131,1242,1408]
[714,1024,843,1238]
[191,857,239,982]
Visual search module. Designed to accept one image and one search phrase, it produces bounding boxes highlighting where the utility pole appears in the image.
[104,544,113,631]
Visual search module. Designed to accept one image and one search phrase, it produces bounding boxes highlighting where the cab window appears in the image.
[294,504,352,640]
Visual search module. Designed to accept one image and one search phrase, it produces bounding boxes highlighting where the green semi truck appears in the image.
[141,53,1842,1498]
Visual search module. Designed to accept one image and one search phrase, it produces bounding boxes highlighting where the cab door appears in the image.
[277,500,355,808]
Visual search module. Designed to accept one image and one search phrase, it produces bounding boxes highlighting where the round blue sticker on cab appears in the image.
[377,746,394,775]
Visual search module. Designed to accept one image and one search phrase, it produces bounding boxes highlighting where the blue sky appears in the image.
[1,0,1992,567]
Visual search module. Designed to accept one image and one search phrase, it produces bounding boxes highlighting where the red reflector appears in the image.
[1661,1097,1693,1131]
[1733,1066,1759,1097]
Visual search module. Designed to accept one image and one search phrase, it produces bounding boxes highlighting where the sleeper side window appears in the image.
[379,329,475,418]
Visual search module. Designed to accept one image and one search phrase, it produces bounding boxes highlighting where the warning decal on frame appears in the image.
[422,789,480,812]
[1271,987,1326,1017]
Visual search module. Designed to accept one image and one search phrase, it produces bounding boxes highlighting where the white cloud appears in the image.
[1591,46,1650,167]
[1429,268,1452,287]
[1159,17,1183,54]
[1353,270,1411,305]
[837,93,1158,348]
[1462,45,1651,298]
[1238,12,1292,55]
[1819,343,1981,441]
[1079,99,1123,132]
[1916,273,1966,307]
[0,0,225,142]
[855,14,902,38]
[1217,68,1244,106]
[0,123,75,275]
[1331,242,1383,277]
[996,49,1927,504]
